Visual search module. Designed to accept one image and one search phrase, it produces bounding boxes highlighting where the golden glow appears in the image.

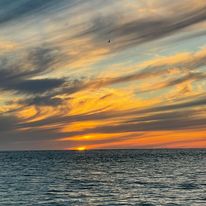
[63,130,206,150]
[76,146,87,151]
[0,39,18,53]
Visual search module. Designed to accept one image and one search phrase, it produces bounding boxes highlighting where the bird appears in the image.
[108,40,111,43]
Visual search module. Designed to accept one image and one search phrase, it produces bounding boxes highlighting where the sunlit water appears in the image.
[0,149,205,205]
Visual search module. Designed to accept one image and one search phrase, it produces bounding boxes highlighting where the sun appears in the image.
[76,146,87,151]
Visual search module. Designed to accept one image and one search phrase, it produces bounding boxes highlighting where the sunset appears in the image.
[0,0,206,151]
[0,0,205,205]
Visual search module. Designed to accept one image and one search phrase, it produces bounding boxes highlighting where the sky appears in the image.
[0,0,206,150]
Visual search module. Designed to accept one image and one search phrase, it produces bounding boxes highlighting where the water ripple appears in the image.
[0,149,205,205]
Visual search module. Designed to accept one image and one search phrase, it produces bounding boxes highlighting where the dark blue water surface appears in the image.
[0,149,205,205]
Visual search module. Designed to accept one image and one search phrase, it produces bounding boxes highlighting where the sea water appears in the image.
[0,149,205,205]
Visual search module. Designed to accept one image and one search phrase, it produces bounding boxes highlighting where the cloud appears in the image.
[0,0,74,25]
[57,109,206,138]
[140,96,206,114]
[1,92,206,149]
[21,96,63,107]
[140,72,206,93]
[15,94,206,135]
[77,3,206,50]
[0,45,66,95]
[11,78,65,94]
[0,114,18,131]
[58,47,206,95]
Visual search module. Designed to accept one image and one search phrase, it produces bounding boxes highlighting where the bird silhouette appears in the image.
[108,40,111,43]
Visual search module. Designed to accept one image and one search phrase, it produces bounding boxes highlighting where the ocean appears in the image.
[0,149,205,205]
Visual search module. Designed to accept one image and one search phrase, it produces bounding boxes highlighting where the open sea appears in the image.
[0,149,205,206]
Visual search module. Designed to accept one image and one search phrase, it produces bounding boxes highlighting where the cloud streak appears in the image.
[77,3,206,50]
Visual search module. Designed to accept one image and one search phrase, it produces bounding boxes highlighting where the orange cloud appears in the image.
[69,130,206,150]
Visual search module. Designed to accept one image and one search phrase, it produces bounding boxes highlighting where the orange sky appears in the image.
[0,0,206,150]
